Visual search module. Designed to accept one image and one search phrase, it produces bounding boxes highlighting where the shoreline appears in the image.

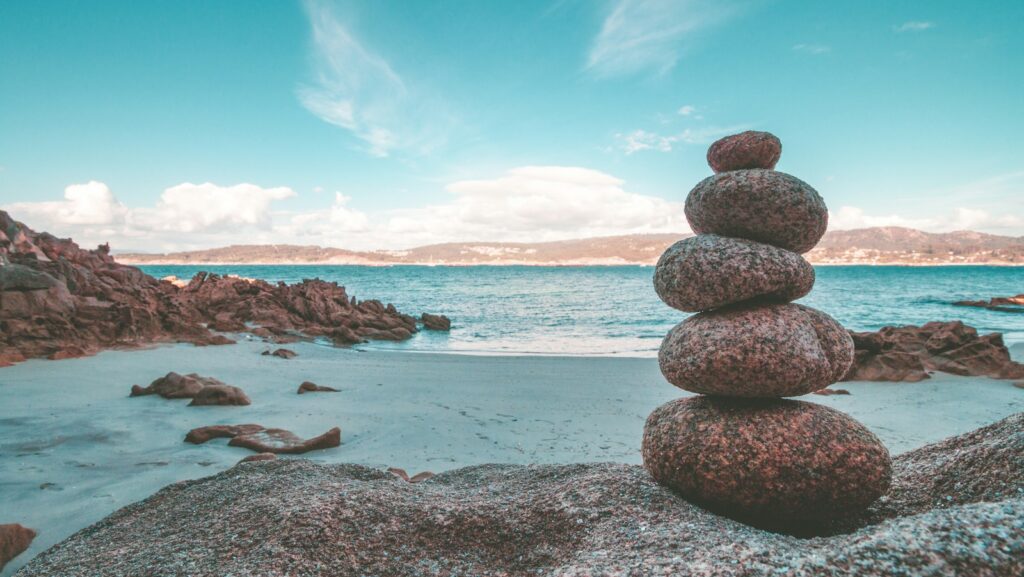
[2,340,1023,575]
[117,259,1024,267]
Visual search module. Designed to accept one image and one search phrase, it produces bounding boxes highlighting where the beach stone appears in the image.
[130,372,218,399]
[297,381,339,394]
[642,396,891,528]
[185,424,341,454]
[707,130,782,173]
[654,234,814,312]
[0,523,36,572]
[187,384,251,406]
[685,169,827,253]
[659,303,853,397]
[262,348,297,359]
[185,424,265,444]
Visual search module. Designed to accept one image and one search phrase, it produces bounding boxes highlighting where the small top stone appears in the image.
[707,131,782,173]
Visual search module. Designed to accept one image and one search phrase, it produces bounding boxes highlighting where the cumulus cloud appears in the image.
[616,125,749,154]
[132,183,296,233]
[297,0,453,157]
[586,0,741,77]
[5,181,127,226]
[894,21,934,33]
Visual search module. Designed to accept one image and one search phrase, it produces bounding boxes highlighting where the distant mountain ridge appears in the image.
[115,227,1024,266]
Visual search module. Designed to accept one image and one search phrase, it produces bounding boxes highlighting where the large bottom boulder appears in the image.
[15,414,1023,577]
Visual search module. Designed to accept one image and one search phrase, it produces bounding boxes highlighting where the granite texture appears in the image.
[653,234,814,312]
[642,396,892,529]
[16,414,1023,577]
[706,130,782,173]
[659,303,854,397]
[685,169,828,254]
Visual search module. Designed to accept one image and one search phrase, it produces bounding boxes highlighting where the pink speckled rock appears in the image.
[642,396,891,528]
[685,169,827,254]
[707,131,782,173]
[659,303,853,397]
[654,234,814,312]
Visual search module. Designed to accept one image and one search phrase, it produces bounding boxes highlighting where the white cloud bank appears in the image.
[830,206,1023,233]
[2,167,689,252]
[616,125,748,154]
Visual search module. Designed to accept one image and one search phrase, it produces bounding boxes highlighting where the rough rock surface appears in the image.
[262,348,297,359]
[953,293,1024,313]
[659,303,854,397]
[187,384,251,406]
[129,372,218,399]
[706,130,782,173]
[239,453,277,464]
[421,312,452,331]
[654,234,814,311]
[642,396,891,529]
[0,524,36,572]
[185,424,340,454]
[297,381,339,394]
[387,467,437,483]
[0,211,428,366]
[685,169,828,253]
[844,320,1024,381]
[18,414,1023,577]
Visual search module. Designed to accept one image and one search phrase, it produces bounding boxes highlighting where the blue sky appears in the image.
[1,0,1022,251]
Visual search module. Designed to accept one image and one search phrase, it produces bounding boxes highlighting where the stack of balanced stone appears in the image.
[642,131,892,531]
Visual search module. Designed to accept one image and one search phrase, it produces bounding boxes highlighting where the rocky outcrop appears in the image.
[421,313,451,331]
[843,321,1024,381]
[953,293,1024,313]
[0,524,36,572]
[297,381,339,394]
[0,211,432,365]
[17,414,1024,577]
[185,424,341,454]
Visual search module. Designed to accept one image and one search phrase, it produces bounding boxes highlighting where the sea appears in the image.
[139,265,1024,356]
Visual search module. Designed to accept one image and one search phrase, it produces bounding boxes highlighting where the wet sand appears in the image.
[1,340,1022,575]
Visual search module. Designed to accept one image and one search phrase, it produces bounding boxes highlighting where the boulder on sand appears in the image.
[185,424,340,454]
[654,234,814,312]
[130,372,219,399]
[187,384,251,406]
[17,414,1023,577]
[659,303,853,397]
[642,396,892,530]
[0,523,36,572]
[685,169,828,253]
[297,381,339,394]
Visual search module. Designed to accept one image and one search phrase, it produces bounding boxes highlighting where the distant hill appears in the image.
[115,228,1024,266]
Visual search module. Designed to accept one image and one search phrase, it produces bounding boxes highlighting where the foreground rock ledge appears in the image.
[18,414,1023,577]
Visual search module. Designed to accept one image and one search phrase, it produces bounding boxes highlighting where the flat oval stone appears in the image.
[707,131,782,172]
[642,396,892,528]
[685,169,827,254]
[659,303,853,397]
[654,234,814,312]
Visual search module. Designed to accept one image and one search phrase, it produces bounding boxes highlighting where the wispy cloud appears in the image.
[586,0,742,77]
[616,125,748,154]
[894,21,934,33]
[677,104,697,116]
[792,43,831,55]
[297,0,453,157]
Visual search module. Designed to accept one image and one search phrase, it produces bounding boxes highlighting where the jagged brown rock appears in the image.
[262,348,297,359]
[185,424,340,454]
[421,313,451,331]
[17,414,1024,577]
[0,211,429,365]
[130,372,222,399]
[844,321,1024,381]
[654,234,814,311]
[953,293,1024,312]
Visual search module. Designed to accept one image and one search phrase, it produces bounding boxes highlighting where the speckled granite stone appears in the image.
[642,396,892,529]
[685,169,827,254]
[707,131,782,173]
[659,303,854,397]
[654,234,814,312]
[19,414,1023,577]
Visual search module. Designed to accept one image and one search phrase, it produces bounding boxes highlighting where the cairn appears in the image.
[642,131,892,530]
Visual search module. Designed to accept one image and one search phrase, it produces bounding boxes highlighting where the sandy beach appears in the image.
[1,340,1022,575]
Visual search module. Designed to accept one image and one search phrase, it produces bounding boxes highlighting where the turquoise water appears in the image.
[139,265,1024,356]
